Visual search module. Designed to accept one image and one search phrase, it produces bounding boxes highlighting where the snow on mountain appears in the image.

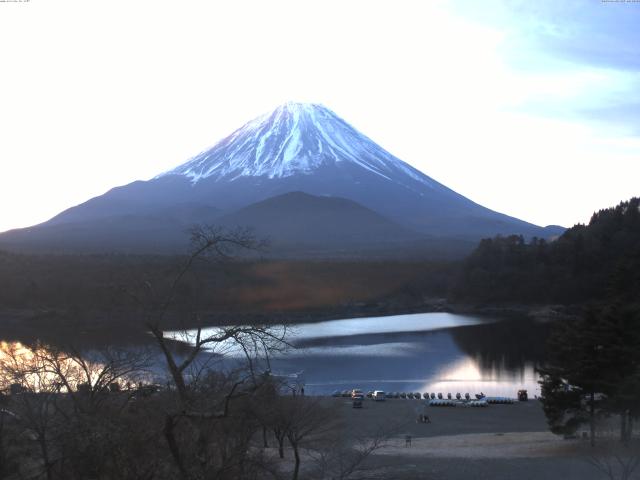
[158,102,441,191]
[0,101,562,255]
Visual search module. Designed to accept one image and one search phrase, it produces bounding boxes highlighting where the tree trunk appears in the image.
[291,442,300,480]
[164,414,189,479]
[589,392,596,447]
[150,326,189,403]
[627,414,633,442]
[262,426,269,448]
[38,436,53,480]
[277,436,284,459]
[621,411,628,443]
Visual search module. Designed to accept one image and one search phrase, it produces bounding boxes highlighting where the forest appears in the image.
[452,197,640,308]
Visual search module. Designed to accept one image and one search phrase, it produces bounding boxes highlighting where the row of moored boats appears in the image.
[332,390,516,405]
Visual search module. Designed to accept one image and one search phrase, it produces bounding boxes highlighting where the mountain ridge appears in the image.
[0,102,565,256]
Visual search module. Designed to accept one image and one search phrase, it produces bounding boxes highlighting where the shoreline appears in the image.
[0,301,577,348]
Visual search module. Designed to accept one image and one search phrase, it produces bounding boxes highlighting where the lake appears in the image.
[2,311,550,398]
[194,312,550,398]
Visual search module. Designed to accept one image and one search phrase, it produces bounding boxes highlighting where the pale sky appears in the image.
[1,0,638,233]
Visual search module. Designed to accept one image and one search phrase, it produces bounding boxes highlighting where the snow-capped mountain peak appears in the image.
[1,102,559,254]
[158,102,436,188]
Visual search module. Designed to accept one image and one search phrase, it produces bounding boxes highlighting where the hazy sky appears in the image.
[1,0,638,232]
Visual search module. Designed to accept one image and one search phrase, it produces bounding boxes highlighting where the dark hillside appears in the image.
[452,197,640,306]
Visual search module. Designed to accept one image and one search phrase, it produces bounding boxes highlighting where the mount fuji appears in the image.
[0,102,563,256]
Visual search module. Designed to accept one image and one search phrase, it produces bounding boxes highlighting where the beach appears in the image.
[327,397,625,479]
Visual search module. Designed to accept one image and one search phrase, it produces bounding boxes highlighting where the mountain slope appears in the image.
[0,102,563,255]
[217,191,421,246]
[0,203,221,254]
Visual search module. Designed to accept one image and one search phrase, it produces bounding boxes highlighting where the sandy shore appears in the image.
[377,431,575,458]
[322,396,623,479]
[335,395,550,439]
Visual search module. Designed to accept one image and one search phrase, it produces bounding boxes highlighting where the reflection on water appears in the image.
[288,312,486,340]
[263,313,548,398]
[424,357,541,398]
[3,312,549,398]
[0,340,152,393]
[177,313,488,358]
[0,341,64,392]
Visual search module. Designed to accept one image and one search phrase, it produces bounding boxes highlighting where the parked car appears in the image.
[372,390,386,401]
[351,389,364,399]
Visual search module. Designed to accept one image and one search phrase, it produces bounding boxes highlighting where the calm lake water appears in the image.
[195,312,550,398]
[2,312,549,398]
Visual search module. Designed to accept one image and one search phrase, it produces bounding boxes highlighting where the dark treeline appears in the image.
[0,251,456,343]
[452,197,640,307]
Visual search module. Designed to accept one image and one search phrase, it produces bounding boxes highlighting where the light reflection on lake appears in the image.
[287,312,486,340]
[185,312,548,398]
[423,357,540,398]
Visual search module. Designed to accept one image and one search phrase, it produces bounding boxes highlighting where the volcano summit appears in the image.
[0,102,563,255]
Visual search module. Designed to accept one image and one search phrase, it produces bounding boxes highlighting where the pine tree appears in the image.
[598,304,640,443]
[539,305,640,446]
[539,310,617,446]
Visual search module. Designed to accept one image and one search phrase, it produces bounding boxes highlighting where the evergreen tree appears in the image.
[453,197,640,306]
[539,310,616,446]
[598,304,640,442]
[539,306,640,445]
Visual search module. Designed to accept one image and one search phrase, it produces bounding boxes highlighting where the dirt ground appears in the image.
[322,397,631,479]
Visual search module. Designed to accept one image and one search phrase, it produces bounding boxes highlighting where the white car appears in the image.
[372,390,386,401]
[351,389,364,399]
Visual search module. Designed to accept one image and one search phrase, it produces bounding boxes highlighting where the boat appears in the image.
[429,399,457,407]
[485,396,515,404]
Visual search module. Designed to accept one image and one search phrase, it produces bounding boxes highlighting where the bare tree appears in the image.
[0,342,66,480]
[36,344,151,414]
[308,421,403,480]
[0,405,22,479]
[127,225,292,480]
[137,225,284,401]
[0,341,153,480]
[587,440,640,480]
[0,226,291,480]
[280,397,339,480]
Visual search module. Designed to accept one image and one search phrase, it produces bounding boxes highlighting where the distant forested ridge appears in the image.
[452,197,640,306]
